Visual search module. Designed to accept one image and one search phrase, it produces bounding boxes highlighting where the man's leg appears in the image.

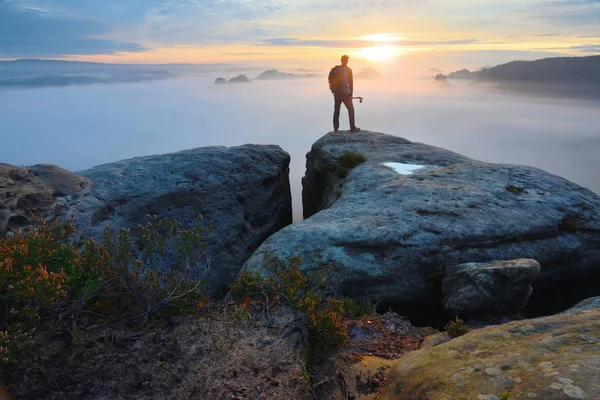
[333,97,343,131]
[342,97,356,130]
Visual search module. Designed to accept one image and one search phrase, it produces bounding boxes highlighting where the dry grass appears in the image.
[1,301,311,400]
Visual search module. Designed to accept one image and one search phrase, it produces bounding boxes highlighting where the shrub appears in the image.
[229,255,348,351]
[0,218,109,363]
[340,297,373,318]
[102,214,211,322]
[309,299,348,349]
[0,215,211,364]
[445,317,470,338]
[229,271,265,301]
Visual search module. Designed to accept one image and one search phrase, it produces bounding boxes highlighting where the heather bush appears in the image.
[229,255,349,351]
[445,316,470,338]
[0,215,211,364]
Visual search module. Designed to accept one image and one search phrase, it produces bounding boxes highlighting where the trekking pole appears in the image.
[352,96,364,103]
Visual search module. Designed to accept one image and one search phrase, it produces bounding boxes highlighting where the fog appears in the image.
[1,74,599,221]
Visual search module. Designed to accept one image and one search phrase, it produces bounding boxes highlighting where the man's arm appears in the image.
[348,68,354,96]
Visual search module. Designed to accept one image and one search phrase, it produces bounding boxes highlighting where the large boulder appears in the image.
[442,259,541,318]
[1,145,292,296]
[243,131,600,320]
[380,309,600,400]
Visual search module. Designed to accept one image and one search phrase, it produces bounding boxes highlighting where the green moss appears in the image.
[500,391,511,400]
[559,215,581,233]
[335,152,367,179]
[337,152,367,169]
[506,185,525,195]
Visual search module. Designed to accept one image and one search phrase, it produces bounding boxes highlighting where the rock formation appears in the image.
[380,308,600,399]
[355,67,383,80]
[243,131,600,322]
[228,74,250,83]
[0,163,91,232]
[214,77,227,84]
[1,145,292,296]
[255,69,318,80]
[442,259,541,318]
[562,297,600,313]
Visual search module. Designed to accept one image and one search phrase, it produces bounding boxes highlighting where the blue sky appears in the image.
[0,0,599,67]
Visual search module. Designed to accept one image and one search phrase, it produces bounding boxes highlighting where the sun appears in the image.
[355,45,401,62]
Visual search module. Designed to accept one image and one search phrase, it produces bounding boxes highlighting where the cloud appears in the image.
[0,1,149,57]
[254,38,480,48]
[567,44,600,53]
[531,44,600,53]
[70,0,284,45]
[529,0,600,26]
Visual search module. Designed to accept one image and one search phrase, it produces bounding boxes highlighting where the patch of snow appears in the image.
[382,162,425,175]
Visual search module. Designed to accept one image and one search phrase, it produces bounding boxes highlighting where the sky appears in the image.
[1,0,599,69]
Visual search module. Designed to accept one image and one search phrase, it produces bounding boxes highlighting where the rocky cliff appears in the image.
[0,145,292,295]
[245,131,600,323]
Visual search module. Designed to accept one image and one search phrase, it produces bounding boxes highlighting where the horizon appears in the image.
[1,1,599,71]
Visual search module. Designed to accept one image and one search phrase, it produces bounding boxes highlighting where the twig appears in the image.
[312,377,330,389]
[280,304,331,331]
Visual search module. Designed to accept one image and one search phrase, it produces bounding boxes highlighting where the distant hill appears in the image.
[476,55,600,83]
[444,55,600,99]
[356,67,382,79]
[0,59,235,88]
[0,71,174,88]
[256,69,318,80]
[0,59,231,69]
[444,56,600,83]
[447,69,475,80]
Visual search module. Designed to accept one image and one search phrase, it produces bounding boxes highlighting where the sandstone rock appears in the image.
[442,259,541,318]
[562,297,600,314]
[0,163,91,233]
[244,131,600,320]
[380,309,600,400]
[1,145,292,296]
[228,74,250,83]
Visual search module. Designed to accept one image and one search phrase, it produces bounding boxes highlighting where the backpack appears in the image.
[328,66,346,95]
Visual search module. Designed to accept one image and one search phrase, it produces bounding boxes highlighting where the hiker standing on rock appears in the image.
[329,55,360,133]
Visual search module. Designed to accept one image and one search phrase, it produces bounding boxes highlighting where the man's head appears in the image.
[341,55,349,66]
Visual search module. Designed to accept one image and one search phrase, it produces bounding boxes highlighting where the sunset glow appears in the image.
[0,0,598,67]
[355,45,404,62]
[359,34,405,43]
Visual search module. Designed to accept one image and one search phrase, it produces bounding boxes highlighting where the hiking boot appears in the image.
[350,127,361,133]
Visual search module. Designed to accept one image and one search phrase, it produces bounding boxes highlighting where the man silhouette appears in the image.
[330,55,360,133]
